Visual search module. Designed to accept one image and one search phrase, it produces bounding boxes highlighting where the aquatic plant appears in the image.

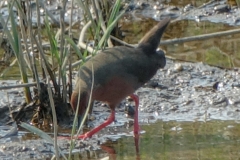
[0,0,124,159]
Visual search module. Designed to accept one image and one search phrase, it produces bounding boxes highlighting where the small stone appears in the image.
[174,64,184,72]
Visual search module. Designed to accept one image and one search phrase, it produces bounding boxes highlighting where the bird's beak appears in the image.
[156,50,166,68]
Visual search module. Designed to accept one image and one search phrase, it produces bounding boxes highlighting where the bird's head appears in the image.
[155,49,166,68]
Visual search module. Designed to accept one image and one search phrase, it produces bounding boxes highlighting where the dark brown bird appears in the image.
[71,18,170,146]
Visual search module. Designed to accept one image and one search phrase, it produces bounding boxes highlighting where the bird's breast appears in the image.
[92,76,136,106]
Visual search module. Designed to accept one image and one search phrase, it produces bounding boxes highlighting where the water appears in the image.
[1,0,240,159]
[120,19,240,69]
[104,120,240,160]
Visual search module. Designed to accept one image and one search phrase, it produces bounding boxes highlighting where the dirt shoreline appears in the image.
[1,0,240,159]
[1,58,240,159]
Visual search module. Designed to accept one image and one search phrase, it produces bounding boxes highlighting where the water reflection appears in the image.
[60,120,240,159]
[93,120,240,160]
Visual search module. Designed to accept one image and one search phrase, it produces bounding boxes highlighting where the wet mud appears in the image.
[1,0,240,159]
[1,59,240,159]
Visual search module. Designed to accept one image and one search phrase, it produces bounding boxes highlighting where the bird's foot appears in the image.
[57,129,90,140]
[134,130,140,154]
[58,136,71,140]
[76,132,91,140]
[134,127,140,136]
[130,94,140,154]
[57,133,90,140]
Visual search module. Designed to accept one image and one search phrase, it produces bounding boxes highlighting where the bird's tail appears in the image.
[138,17,170,53]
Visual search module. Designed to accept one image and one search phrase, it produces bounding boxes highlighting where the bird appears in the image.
[70,18,170,149]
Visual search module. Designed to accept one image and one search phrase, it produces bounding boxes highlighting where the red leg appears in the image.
[130,94,140,154]
[77,109,115,139]
[101,145,116,159]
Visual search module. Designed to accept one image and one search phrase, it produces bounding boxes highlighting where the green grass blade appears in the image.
[44,16,61,65]
[98,10,125,49]
[65,35,85,61]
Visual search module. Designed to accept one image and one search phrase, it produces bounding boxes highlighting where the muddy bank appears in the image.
[139,59,240,122]
[1,0,240,159]
[131,0,240,26]
[1,58,240,159]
